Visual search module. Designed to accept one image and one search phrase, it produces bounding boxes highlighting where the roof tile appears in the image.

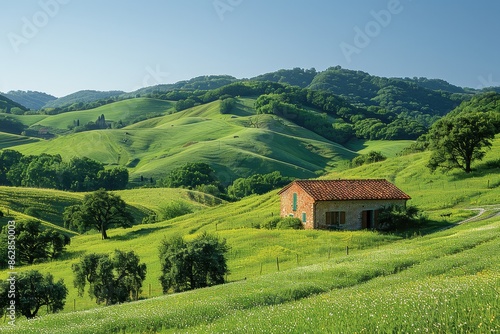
[279,179,411,201]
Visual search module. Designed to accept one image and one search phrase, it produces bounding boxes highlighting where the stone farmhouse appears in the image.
[278,179,411,230]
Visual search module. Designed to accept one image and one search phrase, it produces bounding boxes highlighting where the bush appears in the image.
[277,217,303,230]
[261,217,303,230]
[160,201,193,220]
[376,205,425,231]
[352,151,387,167]
[24,207,41,218]
[261,217,281,229]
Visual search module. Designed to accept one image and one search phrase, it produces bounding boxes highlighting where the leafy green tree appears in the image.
[72,250,146,305]
[0,220,70,267]
[63,189,134,239]
[96,167,129,190]
[62,156,104,191]
[0,270,67,319]
[351,151,387,167]
[159,232,229,293]
[219,97,236,114]
[0,149,22,185]
[160,162,220,189]
[427,112,497,173]
[228,171,291,199]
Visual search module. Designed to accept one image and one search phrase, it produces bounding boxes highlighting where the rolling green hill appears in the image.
[0,137,499,333]
[32,98,175,130]
[11,98,362,182]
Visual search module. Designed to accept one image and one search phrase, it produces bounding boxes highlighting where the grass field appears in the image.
[0,135,499,332]
[344,138,414,157]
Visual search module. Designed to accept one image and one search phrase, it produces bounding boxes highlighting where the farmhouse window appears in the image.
[302,212,306,223]
[292,193,297,211]
[326,211,346,226]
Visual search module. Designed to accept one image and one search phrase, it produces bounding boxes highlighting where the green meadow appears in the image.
[0,97,499,333]
[0,135,499,333]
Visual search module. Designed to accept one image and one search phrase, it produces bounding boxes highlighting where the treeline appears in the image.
[0,150,128,191]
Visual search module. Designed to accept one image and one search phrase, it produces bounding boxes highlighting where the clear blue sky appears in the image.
[1,0,499,97]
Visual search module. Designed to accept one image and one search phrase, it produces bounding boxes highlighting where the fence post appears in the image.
[276,257,280,271]
[346,246,349,256]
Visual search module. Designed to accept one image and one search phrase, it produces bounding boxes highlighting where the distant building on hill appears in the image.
[278,179,411,230]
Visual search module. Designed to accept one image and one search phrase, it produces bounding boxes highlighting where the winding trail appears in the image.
[439,205,500,231]
[459,205,500,224]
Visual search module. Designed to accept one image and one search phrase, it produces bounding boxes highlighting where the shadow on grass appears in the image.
[113,226,167,241]
[385,219,455,238]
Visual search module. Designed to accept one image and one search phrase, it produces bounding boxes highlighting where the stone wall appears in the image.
[315,199,407,230]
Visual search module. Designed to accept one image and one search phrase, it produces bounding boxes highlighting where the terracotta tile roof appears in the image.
[278,179,411,201]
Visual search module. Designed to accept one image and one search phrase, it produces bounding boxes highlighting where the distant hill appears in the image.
[3,90,56,110]
[0,94,28,113]
[251,68,318,88]
[42,90,125,109]
[127,75,238,97]
[308,66,466,116]
[399,77,466,94]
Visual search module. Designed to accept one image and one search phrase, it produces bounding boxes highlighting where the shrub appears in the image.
[261,217,303,230]
[24,207,41,218]
[261,217,281,229]
[376,205,425,231]
[277,217,303,230]
[160,201,193,220]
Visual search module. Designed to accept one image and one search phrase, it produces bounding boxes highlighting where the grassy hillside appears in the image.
[0,187,221,231]
[32,98,175,130]
[1,209,497,333]
[12,98,361,182]
[0,136,499,332]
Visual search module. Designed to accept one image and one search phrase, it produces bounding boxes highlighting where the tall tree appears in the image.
[427,112,497,173]
[0,271,67,319]
[63,189,134,239]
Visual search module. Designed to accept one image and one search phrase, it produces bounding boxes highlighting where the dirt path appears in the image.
[440,205,500,231]
[459,205,500,225]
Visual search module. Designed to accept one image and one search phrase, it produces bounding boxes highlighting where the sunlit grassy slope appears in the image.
[31,98,175,130]
[12,98,361,182]
[0,136,499,333]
